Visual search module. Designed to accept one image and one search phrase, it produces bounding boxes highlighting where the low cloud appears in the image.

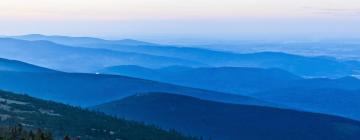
[303,6,360,16]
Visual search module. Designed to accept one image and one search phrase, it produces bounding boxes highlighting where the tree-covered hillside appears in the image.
[0,90,196,140]
[95,93,360,140]
[0,125,54,140]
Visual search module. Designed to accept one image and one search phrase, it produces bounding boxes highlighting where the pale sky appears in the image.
[0,0,359,42]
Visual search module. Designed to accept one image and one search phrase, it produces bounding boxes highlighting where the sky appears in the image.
[0,0,359,43]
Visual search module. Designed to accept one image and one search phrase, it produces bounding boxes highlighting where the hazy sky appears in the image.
[0,0,359,42]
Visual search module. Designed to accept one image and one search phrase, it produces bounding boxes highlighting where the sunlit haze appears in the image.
[1,0,359,43]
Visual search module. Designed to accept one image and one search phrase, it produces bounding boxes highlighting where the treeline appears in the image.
[0,124,78,140]
[0,90,198,140]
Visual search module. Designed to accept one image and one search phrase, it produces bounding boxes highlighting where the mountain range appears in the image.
[12,34,155,47]
[98,65,302,94]
[0,58,267,107]
[5,34,360,78]
[99,65,360,93]
[2,58,360,121]
[94,93,360,140]
[2,34,360,140]
[0,38,203,72]
[98,65,360,120]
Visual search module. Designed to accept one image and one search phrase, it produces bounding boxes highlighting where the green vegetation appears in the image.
[95,93,360,140]
[0,90,197,140]
[0,124,54,140]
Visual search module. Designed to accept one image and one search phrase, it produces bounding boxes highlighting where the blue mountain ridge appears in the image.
[94,93,360,140]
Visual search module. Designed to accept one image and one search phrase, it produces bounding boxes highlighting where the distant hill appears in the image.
[285,76,360,90]
[98,65,360,120]
[251,88,360,120]
[0,38,204,72]
[0,58,56,73]
[12,34,155,47]
[94,93,360,140]
[99,65,360,93]
[84,43,360,78]
[10,34,360,78]
[12,34,107,46]
[0,90,196,140]
[99,65,302,94]
[0,70,267,107]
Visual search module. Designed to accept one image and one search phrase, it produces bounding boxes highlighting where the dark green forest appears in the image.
[0,90,197,140]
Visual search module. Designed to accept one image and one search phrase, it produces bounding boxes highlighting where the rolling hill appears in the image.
[99,65,360,93]
[12,34,155,47]
[251,88,360,120]
[99,65,302,94]
[11,34,360,78]
[94,93,360,140]
[12,34,108,46]
[80,43,360,78]
[0,58,56,73]
[0,71,268,107]
[0,59,271,106]
[0,38,204,72]
[3,59,359,122]
[88,44,360,78]
[0,59,267,107]
[99,65,360,120]
[0,90,196,140]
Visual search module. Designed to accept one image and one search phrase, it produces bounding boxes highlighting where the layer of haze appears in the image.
[0,0,359,43]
